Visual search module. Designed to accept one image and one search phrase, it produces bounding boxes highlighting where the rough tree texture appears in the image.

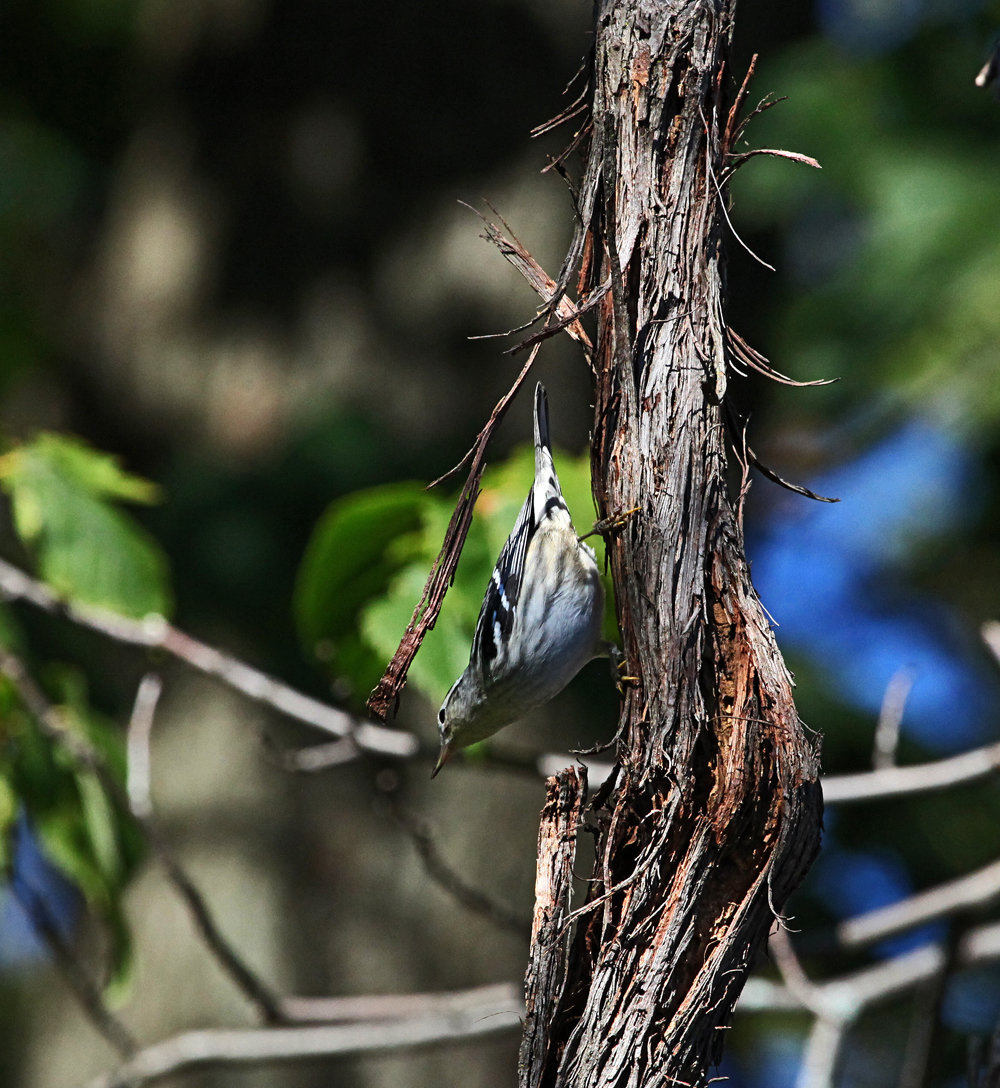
[519,4,823,1087]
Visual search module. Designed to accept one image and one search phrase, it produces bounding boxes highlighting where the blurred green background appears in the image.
[0,1,999,1087]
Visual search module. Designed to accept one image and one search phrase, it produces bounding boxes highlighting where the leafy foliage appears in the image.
[731,36,1000,429]
[0,665,144,997]
[0,432,171,618]
[0,433,171,994]
[295,445,614,708]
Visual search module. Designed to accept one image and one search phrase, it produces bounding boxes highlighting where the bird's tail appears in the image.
[532,382,570,524]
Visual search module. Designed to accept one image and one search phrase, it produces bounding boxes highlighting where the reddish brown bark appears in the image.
[519,4,823,1086]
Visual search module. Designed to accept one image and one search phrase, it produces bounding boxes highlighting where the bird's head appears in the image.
[432,693,459,778]
[432,673,483,777]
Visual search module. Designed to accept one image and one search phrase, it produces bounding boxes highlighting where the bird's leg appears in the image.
[579,506,641,542]
[603,641,639,691]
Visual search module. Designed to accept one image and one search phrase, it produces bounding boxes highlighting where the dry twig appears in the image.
[391,803,532,938]
[743,922,1000,1088]
[366,341,543,721]
[123,675,287,1025]
[976,43,1000,91]
[11,875,137,1059]
[871,667,914,771]
[83,984,524,1088]
[822,740,1000,804]
[279,982,519,1025]
[0,556,415,758]
[0,653,287,1029]
[838,856,1000,949]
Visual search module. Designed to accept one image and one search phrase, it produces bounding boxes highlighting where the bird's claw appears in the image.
[579,506,641,542]
[606,644,639,692]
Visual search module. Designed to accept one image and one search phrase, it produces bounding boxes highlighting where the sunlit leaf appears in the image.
[0,774,16,870]
[361,564,472,706]
[4,668,144,997]
[0,432,170,618]
[27,433,162,504]
[296,444,618,709]
[293,482,434,703]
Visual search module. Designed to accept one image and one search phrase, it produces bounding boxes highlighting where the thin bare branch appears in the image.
[723,54,759,156]
[769,927,827,1017]
[544,738,1000,806]
[725,147,822,177]
[541,119,592,178]
[981,620,1000,666]
[69,917,1000,1088]
[796,1017,848,1088]
[976,44,1000,90]
[822,740,1000,804]
[367,342,543,720]
[121,675,286,1024]
[531,86,589,138]
[11,531,997,806]
[507,279,610,357]
[149,822,288,1025]
[482,736,1000,808]
[391,803,531,938]
[746,444,839,503]
[0,556,416,760]
[839,856,1000,950]
[276,737,362,772]
[742,922,1000,1018]
[126,673,162,819]
[705,130,776,271]
[280,982,520,1025]
[12,877,137,1059]
[727,328,836,387]
[4,656,287,1029]
[872,668,914,770]
[472,208,593,358]
[732,93,788,146]
[751,926,996,1088]
[83,986,524,1088]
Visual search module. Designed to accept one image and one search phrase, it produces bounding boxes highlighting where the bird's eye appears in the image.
[438,708,446,725]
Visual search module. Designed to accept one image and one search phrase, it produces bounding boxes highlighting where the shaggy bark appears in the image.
[519,4,823,1086]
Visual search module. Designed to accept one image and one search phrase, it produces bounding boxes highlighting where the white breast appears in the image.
[506,525,605,706]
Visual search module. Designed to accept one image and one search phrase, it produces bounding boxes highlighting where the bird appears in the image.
[433,382,611,776]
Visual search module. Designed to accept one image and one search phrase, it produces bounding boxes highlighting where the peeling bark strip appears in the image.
[367,342,543,721]
[520,4,823,1087]
[521,768,587,1088]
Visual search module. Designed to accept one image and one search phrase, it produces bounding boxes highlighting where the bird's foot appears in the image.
[579,506,641,542]
[605,642,639,692]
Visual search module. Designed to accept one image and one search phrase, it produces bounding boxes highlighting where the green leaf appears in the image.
[0,600,24,652]
[28,433,161,504]
[361,550,487,707]
[295,444,619,710]
[0,774,17,871]
[293,482,435,702]
[76,770,120,884]
[102,900,135,1004]
[4,668,144,996]
[0,433,171,618]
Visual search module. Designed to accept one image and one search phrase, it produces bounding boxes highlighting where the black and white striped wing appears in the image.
[472,490,535,679]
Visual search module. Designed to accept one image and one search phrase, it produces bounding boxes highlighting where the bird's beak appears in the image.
[431,742,453,779]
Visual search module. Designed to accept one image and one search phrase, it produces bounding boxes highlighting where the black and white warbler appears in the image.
[433,382,613,776]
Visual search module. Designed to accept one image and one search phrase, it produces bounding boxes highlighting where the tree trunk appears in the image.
[519,4,823,1086]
